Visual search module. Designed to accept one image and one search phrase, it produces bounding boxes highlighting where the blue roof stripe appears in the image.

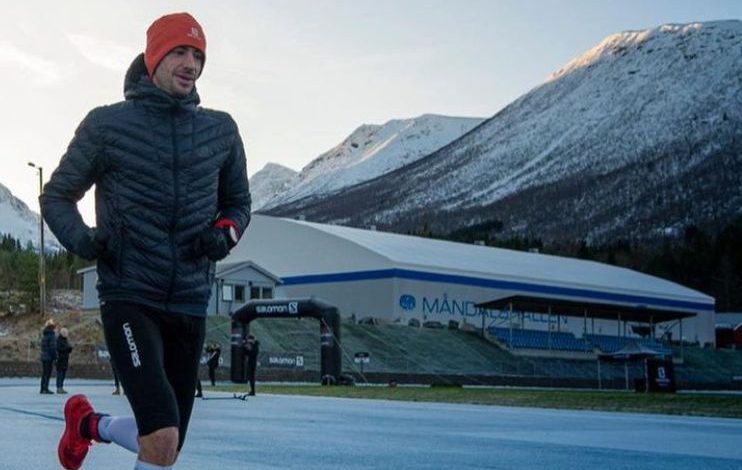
[281,268,714,312]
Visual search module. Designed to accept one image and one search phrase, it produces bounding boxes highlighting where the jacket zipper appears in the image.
[167,111,180,302]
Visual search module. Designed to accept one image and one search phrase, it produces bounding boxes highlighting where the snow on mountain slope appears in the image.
[265,20,742,243]
[403,21,741,211]
[0,182,60,251]
[249,163,297,211]
[258,114,483,209]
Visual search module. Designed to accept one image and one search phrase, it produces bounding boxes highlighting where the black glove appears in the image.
[193,227,231,261]
[77,228,108,261]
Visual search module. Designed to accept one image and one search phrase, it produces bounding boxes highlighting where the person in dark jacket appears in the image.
[111,359,122,395]
[244,335,260,396]
[39,318,57,394]
[42,12,250,470]
[56,327,73,394]
[206,343,221,386]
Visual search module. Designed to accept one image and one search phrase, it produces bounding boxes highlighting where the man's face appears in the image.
[152,46,204,97]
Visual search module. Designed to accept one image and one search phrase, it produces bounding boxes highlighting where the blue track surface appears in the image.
[2,378,741,469]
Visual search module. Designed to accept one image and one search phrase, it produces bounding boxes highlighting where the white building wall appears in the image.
[277,278,395,321]
[276,275,716,345]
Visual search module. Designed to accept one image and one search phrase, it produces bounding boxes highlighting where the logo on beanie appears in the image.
[187,27,201,39]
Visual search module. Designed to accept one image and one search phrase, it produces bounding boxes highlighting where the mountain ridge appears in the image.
[0,182,60,251]
[252,113,484,210]
[263,20,742,244]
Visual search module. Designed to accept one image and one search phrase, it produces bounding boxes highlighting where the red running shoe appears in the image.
[58,394,94,470]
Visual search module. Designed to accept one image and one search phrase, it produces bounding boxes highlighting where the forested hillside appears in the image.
[415,218,742,312]
[0,234,88,314]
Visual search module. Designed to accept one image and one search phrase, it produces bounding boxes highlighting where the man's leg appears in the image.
[248,362,256,395]
[101,303,182,466]
[137,427,179,467]
[44,360,55,392]
[208,366,216,386]
[161,313,205,451]
[56,367,68,393]
[112,363,122,394]
[40,361,50,392]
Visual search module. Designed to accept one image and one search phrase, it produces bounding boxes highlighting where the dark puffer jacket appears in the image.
[40,326,57,362]
[41,54,251,316]
[56,335,73,369]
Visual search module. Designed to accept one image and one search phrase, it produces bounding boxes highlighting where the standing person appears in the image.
[40,319,57,394]
[110,359,122,395]
[41,12,250,470]
[244,335,260,396]
[206,343,221,386]
[56,327,73,394]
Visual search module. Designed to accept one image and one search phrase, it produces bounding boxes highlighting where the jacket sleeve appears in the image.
[217,118,252,237]
[40,110,102,260]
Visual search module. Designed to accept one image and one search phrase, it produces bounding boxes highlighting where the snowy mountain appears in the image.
[265,20,742,244]
[0,182,60,251]
[249,163,297,211]
[254,114,484,210]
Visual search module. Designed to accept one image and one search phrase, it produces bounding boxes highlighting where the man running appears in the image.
[41,12,250,469]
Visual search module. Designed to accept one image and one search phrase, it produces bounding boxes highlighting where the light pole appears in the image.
[27,162,46,317]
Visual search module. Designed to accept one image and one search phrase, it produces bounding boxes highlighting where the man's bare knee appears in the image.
[138,426,179,466]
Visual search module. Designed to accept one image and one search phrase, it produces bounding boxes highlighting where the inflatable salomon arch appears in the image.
[230,298,342,385]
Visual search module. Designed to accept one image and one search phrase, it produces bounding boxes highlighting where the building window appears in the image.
[248,285,273,299]
[250,286,261,299]
[234,285,245,302]
[262,287,273,299]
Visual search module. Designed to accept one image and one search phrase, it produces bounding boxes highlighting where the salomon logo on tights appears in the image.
[122,322,141,367]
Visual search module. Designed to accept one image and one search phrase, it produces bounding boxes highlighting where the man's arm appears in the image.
[40,111,101,260]
[192,118,251,261]
[215,119,251,240]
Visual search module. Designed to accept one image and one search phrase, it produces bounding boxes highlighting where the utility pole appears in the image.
[27,162,46,317]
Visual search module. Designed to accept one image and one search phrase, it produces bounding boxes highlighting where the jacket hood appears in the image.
[123,53,200,110]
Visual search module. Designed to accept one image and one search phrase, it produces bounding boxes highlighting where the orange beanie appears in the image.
[145,12,206,77]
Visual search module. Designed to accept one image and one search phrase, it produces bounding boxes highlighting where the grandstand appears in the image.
[584,334,672,355]
[484,326,672,356]
[488,327,592,352]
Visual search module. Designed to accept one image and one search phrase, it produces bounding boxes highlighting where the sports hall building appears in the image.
[231,215,716,346]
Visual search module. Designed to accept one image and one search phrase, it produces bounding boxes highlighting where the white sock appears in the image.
[97,415,139,453]
[134,460,173,469]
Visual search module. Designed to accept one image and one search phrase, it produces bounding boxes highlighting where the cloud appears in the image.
[0,42,62,86]
[67,33,138,72]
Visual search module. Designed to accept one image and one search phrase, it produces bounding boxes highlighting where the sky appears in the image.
[2,0,741,225]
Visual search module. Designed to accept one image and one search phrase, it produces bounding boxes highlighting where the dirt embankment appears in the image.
[0,290,104,364]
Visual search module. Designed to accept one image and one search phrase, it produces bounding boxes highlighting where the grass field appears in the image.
[217,384,742,419]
